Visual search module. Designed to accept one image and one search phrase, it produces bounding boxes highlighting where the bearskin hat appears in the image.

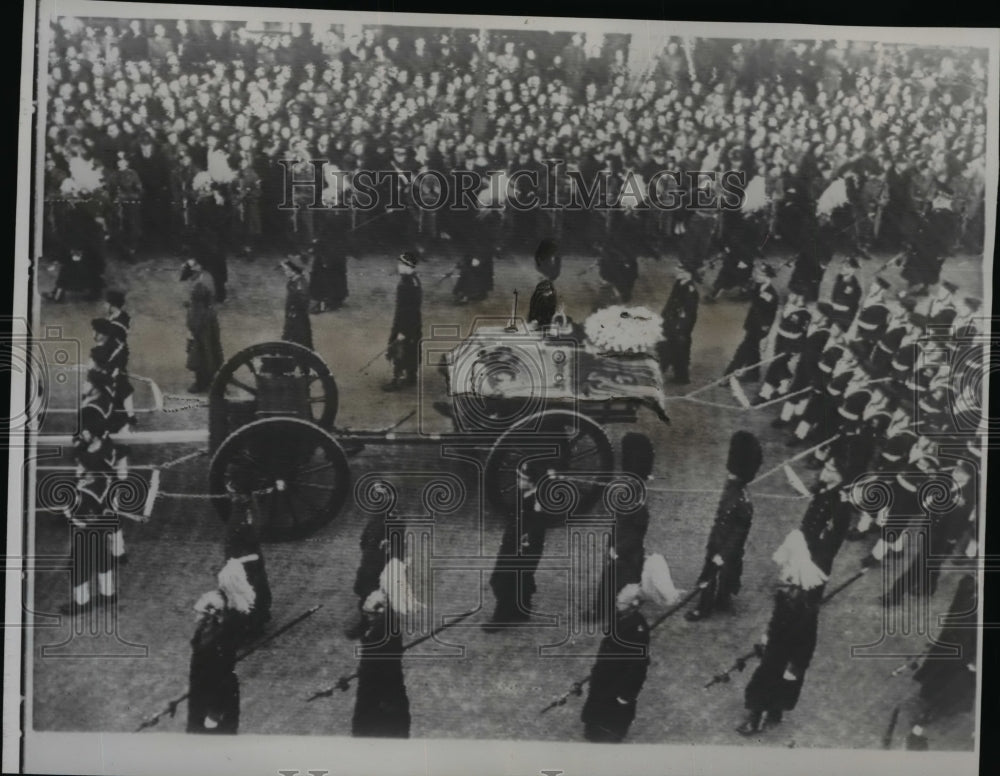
[621,432,655,480]
[726,430,763,482]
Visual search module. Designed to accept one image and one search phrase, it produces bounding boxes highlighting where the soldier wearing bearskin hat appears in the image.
[581,583,650,743]
[737,529,827,735]
[528,238,561,329]
[383,251,423,391]
[186,587,245,734]
[726,262,779,382]
[686,431,763,621]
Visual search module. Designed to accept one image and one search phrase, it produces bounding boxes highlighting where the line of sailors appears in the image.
[61,290,136,614]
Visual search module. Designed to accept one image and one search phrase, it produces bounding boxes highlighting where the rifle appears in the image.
[359,347,390,374]
[882,705,901,749]
[306,608,478,702]
[135,604,322,731]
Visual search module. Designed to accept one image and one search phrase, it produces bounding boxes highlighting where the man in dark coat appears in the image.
[308,237,349,312]
[345,510,405,640]
[132,135,170,246]
[906,574,978,749]
[187,589,243,734]
[191,186,230,303]
[658,261,700,384]
[222,478,273,637]
[726,262,779,381]
[484,466,557,629]
[528,238,561,329]
[798,450,855,577]
[581,584,650,743]
[182,259,224,393]
[352,590,411,738]
[829,257,862,330]
[280,260,313,350]
[597,241,639,303]
[383,252,423,391]
[686,431,763,621]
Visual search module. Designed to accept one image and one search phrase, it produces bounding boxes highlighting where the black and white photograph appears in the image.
[4,1,997,775]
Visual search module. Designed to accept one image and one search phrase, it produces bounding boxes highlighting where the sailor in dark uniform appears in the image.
[186,589,244,734]
[280,259,313,350]
[828,257,862,330]
[868,301,911,377]
[773,303,832,430]
[726,262,779,381]
[104,290,131,342]
[581,583,650,743]
[89,317,137,434]
[352,590,411,739]
[528,239,561,329]
[59,471,119,615]
[383,252,423,391]
[658,260,700,384]
[759,293,811,403]
[686,431,763,621]
[853,276,892,349]
[798,444,858,581]
[738,529,826,735]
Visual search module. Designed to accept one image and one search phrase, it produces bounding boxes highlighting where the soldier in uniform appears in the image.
[484,465,556,630]
[658,260,700,385]
[828,257,862,330]
[186,589,244,734]
[352,589,411,739]
[725,262,779,381]
[191,182,230,303]
[59,470,118,615]
[346,508,405,640]
[737,529,827,735]
[181,259,224,394]
[853,277,892,351]
[581,583,650,743]
[686,431,763,621]
[773,304,834,431]
[280,260,313,350]
[308,235,349,313]
[798,448,856,579]
[222,471,273,637]
[383,252,423,391]
[89,316,137,434]
[528,239,561,329]
[104,290,131,343]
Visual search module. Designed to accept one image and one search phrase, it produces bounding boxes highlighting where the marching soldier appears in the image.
[352,589,411,738]
[759,293,811,403]
[104,290,131,342]
[725,262,779,381]
[581,583,650,743]
[222,472,273,637]
[89,316,137,434]
[59,471,118,615]
[383,252,423,391]
[186,588,244,734]
[347,507,405,640]
[737,529,827,735]
[658,260,700,385]
[828,257,862,330]
[181,259,224,394]
[308,236,349,313]
[280,259,313,350]
[798,448,856,578]
[686,431,763,621]
[528,239,561,329]
[484,465,557,630]
[868,301,911,376]
[773,304,833,431]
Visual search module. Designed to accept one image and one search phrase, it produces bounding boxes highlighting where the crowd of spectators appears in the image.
[43,16,989,262]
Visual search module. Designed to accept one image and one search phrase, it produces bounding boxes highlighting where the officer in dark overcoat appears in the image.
[452,253,493,304]
[726,262,779,381]
[308,236,349,312]
[182,259,224,393]
[528,239,561,329]
[280,259,313,350]
[383,252,423,391]
[597,241,639,303]
[658,260,700,384]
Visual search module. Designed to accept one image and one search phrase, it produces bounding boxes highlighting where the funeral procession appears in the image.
[18,6,992,758]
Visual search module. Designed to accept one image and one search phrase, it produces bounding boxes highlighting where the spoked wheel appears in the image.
[484,409,614,515]
[210,417,351,542]
[208,341,339,430]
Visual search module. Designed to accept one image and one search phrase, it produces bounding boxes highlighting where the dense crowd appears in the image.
[44,17,988,267]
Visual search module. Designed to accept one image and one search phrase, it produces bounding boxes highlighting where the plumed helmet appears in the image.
[726,430,763,482]
[621,432,655,480]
